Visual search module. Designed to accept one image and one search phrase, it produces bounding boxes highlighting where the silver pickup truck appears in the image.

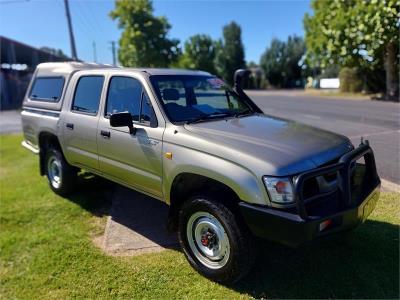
[21,62,381,283]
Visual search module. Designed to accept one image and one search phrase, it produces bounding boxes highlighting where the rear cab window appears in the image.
[29,77,64,102]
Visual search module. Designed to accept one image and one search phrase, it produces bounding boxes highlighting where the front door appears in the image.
[97,75,163,198]
[62,75,104,171]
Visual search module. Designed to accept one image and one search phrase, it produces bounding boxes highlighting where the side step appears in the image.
[21,140,39,154]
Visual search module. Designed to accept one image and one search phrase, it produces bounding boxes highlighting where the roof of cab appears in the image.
[35,62,212,77]
[132,68,211,76]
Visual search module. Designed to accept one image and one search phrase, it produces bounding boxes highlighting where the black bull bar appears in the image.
[293,141,380,221]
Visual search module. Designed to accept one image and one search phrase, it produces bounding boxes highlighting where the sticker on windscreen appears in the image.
[207,78,226,89]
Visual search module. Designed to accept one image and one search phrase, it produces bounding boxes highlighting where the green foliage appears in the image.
[304,0,399,96]
[304,0,399,68]
[215,22,246,85]
[110,0,180,67]
[40,47,69,59]
[339,67,363,93]
[260,35,306,88]
[319,65,340,79]
[245,63,265,89]
[260,39,284,87]
[177,34,217,74]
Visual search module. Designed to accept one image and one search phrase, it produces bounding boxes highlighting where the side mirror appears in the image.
[110,112,136,135]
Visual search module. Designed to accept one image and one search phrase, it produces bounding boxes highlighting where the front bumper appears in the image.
[240,142,381,247]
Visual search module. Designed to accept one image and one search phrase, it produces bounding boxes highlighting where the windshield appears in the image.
[150,75,253,123]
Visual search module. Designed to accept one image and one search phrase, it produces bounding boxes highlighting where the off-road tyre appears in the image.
[45,147,77,196]
[178,194,256,284]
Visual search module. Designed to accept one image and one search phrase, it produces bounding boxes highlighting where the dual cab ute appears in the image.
[21,62,381,283]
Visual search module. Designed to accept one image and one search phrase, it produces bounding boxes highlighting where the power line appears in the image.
[75,0,106,37]
[74,1,98,36]
[59,0,98,62]
[55,0,90,55]
[69,1,96,39]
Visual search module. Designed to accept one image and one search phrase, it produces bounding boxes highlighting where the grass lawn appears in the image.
[1,134,399,299]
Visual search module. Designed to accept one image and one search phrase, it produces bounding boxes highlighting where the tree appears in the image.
[245,62,265,89]
[110,0,180,67]
[215,21,246,85]
[259,35,306,88]
[339,67,363,92]
[304,0,399,100]
[40,47,69,59]
[259,39,284,87]
[178,34,217,74]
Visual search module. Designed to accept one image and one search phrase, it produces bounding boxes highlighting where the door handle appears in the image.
[100,130,111,138]
[66,123,74,130]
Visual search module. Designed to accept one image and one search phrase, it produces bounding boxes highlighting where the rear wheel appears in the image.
[45,148,77,196]
[178,195,256,284]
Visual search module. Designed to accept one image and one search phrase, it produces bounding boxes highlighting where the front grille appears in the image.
[292,142,379,220]
[303,177,320,199]
[299,155,343,201]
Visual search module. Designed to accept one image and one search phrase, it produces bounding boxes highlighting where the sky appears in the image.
[0,0,311,65]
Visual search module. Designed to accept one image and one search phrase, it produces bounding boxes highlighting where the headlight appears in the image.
[263,176,294,204]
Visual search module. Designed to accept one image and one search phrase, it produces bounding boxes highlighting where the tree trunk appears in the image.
[384,41,399,101]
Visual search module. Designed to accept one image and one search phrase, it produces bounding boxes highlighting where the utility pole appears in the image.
[110,41,117,66]
[92,41,97,63]
[63,0,78,60]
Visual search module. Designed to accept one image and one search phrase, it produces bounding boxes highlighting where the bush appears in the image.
[339,67,363,93]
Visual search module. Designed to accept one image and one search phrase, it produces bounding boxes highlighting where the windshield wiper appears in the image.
[185,113,231,125]
[232,109,254,118]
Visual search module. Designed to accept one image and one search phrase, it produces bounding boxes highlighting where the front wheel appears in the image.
[178,195,256,284]
[45,148,77,196]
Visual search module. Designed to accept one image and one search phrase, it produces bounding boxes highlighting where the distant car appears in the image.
[21,62,381,283]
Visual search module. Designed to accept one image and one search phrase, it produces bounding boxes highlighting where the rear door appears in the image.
[62,73,105,172]
[97,75,164,198]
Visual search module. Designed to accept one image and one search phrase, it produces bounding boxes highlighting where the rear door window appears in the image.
[72,76,104,115]
[29,77,64,102]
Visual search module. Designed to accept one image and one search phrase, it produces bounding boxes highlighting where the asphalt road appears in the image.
[1,91,399,184]
[247,90,400,184]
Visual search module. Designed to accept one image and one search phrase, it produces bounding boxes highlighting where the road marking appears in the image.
[304,114,321,120]
[381,179,400,193]
[350,129,400,139]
